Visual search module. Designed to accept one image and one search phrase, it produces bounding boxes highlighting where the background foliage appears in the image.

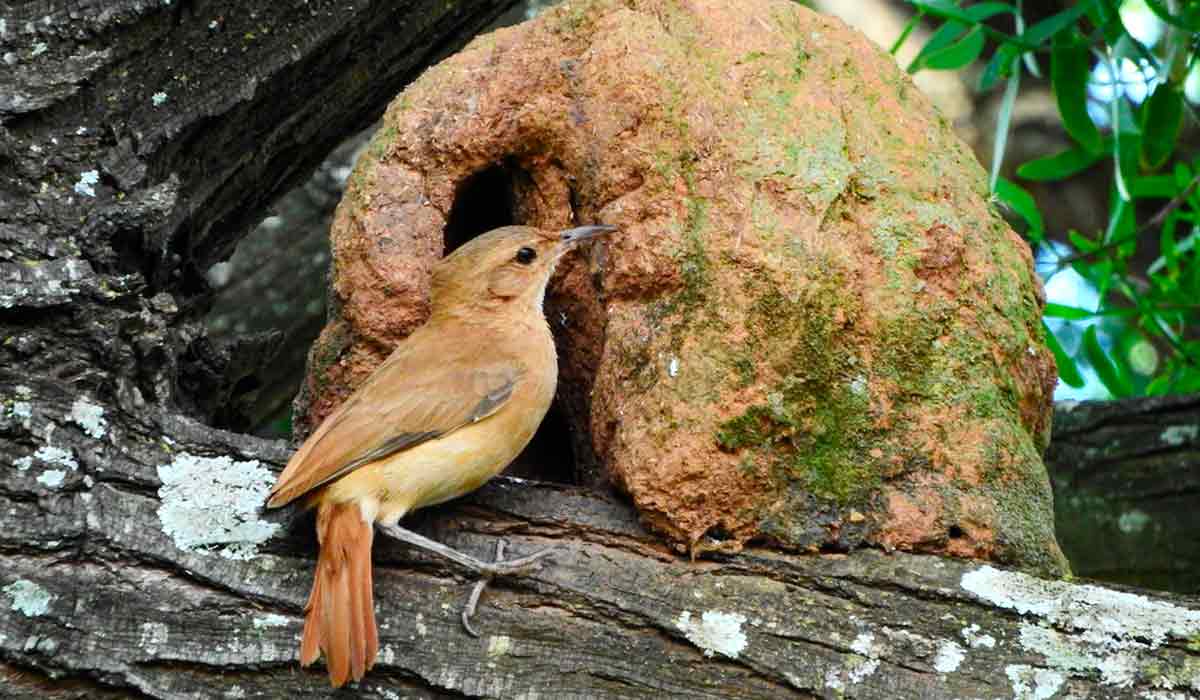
[897,0,1200,399]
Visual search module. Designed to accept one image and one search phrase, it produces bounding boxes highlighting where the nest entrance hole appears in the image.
[444,159,527,253]
[443,160,579,485]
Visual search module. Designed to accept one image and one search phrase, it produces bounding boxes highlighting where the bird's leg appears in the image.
[377,525,556,637]
[461,540,504,638]
[376,523,556,576]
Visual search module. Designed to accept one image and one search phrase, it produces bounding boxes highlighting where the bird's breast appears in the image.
[328,324,558,525]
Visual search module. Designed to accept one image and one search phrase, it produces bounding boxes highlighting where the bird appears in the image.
[266,223,616,687]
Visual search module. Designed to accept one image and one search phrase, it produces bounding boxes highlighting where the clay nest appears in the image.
[295,0,1066,576]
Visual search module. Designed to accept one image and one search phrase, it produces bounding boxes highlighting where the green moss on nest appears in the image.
[716,372,878,504]
[713,263,882,505]
[732,356,757,387]
[310,322,351,393]
[792,41,809,80]
[368,125,398,159]
[676,194,711,309]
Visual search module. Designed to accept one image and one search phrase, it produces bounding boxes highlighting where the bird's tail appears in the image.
[301,501,378,687]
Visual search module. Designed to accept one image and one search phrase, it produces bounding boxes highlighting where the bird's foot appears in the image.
[376,524,557,636]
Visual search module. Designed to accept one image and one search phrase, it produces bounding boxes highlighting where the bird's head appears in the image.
[431,224,616,314]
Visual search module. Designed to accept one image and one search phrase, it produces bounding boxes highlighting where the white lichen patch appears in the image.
[1161,424,1198,446]
[961,565,1200,646]
[933,640,965,672]
[1019,623,1138,687]
[36,469,65,488]
[824,629,882,688]
[1006,664,1065,700]
[676,609,748,659]
[1117,509,1151,534]
[823,667,844,691]
[252,613,290,629]
[4,579,53,617]
[156,453,279,560]
[962,565,1200,690]
[10,400,32,427]
[70,396,108,439]
[378,645,396,665]
[850,631,876,656]
[487,635,512,658]
[415,612,428,637]
[152,91,168,106]
[140,621,169,651]
[32,445,77,470]
[960,623,996,649]
[74,169,99,197]
[847,657,879,683]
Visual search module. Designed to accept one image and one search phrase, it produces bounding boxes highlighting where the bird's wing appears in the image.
[267,338,524,508]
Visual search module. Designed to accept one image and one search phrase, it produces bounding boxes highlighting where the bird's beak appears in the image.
[560,224,618,245]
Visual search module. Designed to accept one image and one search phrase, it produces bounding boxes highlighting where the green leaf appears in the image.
[908,3,1013,73]
[1150,216,1191,275]
[995,177,1044,239]
[1044,302,1095,320]
[1085,1,1123,43]
[909,1,1015,26]
[1143,0,1200,30]
[908,20,967,73]
[890,9,924,55]
[1129,175,1178,198]
[990,66,1021,191]
[1108,196,1135,257]
[1017,142,1108,181]
[1145,373,1173,396]
[979,43,1020,91]
[1083,325,1133,397]
[1023,3,1093,45]
[1140,83,1184,171]
[1044,321,1085,388]
[921,25,987,70]
[1161,213,1179,257]
[1068,228,1099,252]
[1176,161,1194,189]
[1176,369,1200,394]
[1051,30,1102,153]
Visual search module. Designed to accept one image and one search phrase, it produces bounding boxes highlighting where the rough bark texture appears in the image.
[204,129,374,436]
[2,2,1200,699]
[1046,394,1200,594]
[3,434,1200,699]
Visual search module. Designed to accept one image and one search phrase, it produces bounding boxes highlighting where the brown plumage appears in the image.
[300,502,376,684]
[268,224,615,687]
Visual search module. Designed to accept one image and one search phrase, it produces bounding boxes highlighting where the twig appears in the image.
[1053,170,1200,269]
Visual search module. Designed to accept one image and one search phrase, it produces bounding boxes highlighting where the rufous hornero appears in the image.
[267,223,617,687]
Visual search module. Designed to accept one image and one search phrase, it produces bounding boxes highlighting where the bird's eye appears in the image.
[515,247,537,265]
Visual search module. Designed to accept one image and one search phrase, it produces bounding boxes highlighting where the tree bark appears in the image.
[2,1,1200,698]
[1046,394,1200,593]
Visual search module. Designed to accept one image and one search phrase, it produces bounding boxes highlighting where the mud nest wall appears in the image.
[297,0,1066,576]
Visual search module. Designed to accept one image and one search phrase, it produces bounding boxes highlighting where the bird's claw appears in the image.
[460,540,557,637]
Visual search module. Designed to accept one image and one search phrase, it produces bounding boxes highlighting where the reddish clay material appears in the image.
[299,0,1066,575]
